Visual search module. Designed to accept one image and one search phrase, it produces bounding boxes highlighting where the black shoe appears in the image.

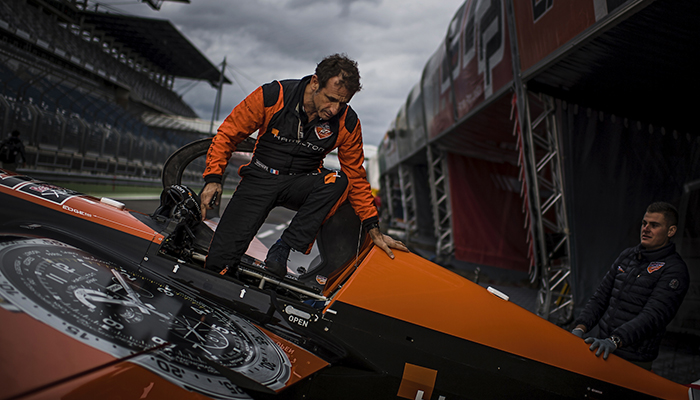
[264,239,290,279]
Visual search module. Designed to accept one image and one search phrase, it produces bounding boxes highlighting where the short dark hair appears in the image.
[11,130,20,137]
[646,202,678,227]
[315,54,362,95]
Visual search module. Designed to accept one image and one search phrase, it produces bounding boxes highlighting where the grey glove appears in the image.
[584,337,617,360]
[571,327,585,338]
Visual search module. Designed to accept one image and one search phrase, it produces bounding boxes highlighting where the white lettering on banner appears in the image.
[461,0,506,97]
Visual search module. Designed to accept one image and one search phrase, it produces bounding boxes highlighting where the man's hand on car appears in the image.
[368,227,409,259]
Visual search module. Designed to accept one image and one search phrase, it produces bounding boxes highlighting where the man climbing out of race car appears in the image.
[200,54,407,279]
[571,202,689,370]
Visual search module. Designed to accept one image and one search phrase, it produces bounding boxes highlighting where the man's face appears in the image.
[311,75,353,120]
[640,212,676,250]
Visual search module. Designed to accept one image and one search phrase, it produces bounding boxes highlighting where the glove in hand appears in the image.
[584,337,616,360]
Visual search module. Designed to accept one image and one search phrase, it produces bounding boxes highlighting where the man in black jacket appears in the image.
[571,202,689,370]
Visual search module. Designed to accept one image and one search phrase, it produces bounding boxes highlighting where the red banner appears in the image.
[448,153,528,271]
[514,0,599,72]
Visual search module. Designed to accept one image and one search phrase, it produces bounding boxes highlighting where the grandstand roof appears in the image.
[79,11,231,85]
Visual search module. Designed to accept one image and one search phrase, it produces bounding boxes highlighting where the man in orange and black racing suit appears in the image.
[200,54,407,279]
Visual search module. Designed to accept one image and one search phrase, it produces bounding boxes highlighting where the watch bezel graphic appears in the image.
[0,238,290,399]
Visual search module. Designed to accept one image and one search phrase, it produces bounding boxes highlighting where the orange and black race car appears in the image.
[0,139,697,400]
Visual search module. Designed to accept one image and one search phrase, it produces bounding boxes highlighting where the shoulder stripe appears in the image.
[262,81,281,108]
[344,106,358,133]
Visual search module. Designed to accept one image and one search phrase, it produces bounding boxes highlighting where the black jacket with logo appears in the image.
[574,242,689,362]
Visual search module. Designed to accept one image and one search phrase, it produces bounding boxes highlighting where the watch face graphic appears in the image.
[0,238,290,399]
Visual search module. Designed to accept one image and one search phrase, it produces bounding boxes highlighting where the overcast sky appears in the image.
[96,0,464,146]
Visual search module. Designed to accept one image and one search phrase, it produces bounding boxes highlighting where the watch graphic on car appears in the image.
[0,238,290,399]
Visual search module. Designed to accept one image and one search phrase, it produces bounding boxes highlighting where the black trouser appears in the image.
[206,162,348,271]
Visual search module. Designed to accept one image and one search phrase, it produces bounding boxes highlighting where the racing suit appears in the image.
[574,242,689,362]
[204,75,377,270]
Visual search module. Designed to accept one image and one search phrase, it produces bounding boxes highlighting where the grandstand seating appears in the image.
[1,0,197,118]
[0,0,219,184]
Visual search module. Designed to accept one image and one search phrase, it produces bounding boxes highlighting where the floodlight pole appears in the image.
[209,57,226,134]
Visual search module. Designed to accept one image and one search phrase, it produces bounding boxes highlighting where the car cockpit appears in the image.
[151,182,371,307]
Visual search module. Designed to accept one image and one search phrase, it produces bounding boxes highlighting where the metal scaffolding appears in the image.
[517,93,573,324]
[426,144,453,258]
[398,164,418,241]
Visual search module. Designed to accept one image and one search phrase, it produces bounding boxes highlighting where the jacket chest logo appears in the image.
[315,123,333,140]
[647,262,665,274]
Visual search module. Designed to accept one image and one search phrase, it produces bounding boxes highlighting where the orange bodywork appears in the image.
[0,308,212,400]
[0,304,329,399]
[260,328,330,389]
[0,307,116,399]
[0,183,162,243]
[330,248,689,399]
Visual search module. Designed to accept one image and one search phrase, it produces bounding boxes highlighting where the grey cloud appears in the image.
[99,0,465,145]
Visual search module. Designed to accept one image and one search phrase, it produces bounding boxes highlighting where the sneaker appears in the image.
[264,239,290,279]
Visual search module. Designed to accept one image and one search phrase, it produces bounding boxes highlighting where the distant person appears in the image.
[0,130,27,171]
[200,54,407,279]
[571,202,689,370]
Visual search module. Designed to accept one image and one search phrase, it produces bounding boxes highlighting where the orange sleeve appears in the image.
[336,114,378,224]
[203,86,266,181]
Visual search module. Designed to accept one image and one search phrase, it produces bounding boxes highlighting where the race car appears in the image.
[0,139,696,400]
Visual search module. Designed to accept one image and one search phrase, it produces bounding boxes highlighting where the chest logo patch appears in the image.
[647,262,665,274]
[617,266,624,273]
[315,123,333,140]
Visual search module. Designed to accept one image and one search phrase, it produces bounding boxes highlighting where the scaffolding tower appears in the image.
[426,144,453,259]
[515,92,573,324]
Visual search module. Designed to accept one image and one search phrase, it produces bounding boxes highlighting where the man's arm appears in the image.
[336,110,407,259]
[573,258,624,359]
[572,259,620,333]
[200,84,271,219]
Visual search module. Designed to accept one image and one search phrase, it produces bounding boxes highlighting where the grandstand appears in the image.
[0,0,229,186]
